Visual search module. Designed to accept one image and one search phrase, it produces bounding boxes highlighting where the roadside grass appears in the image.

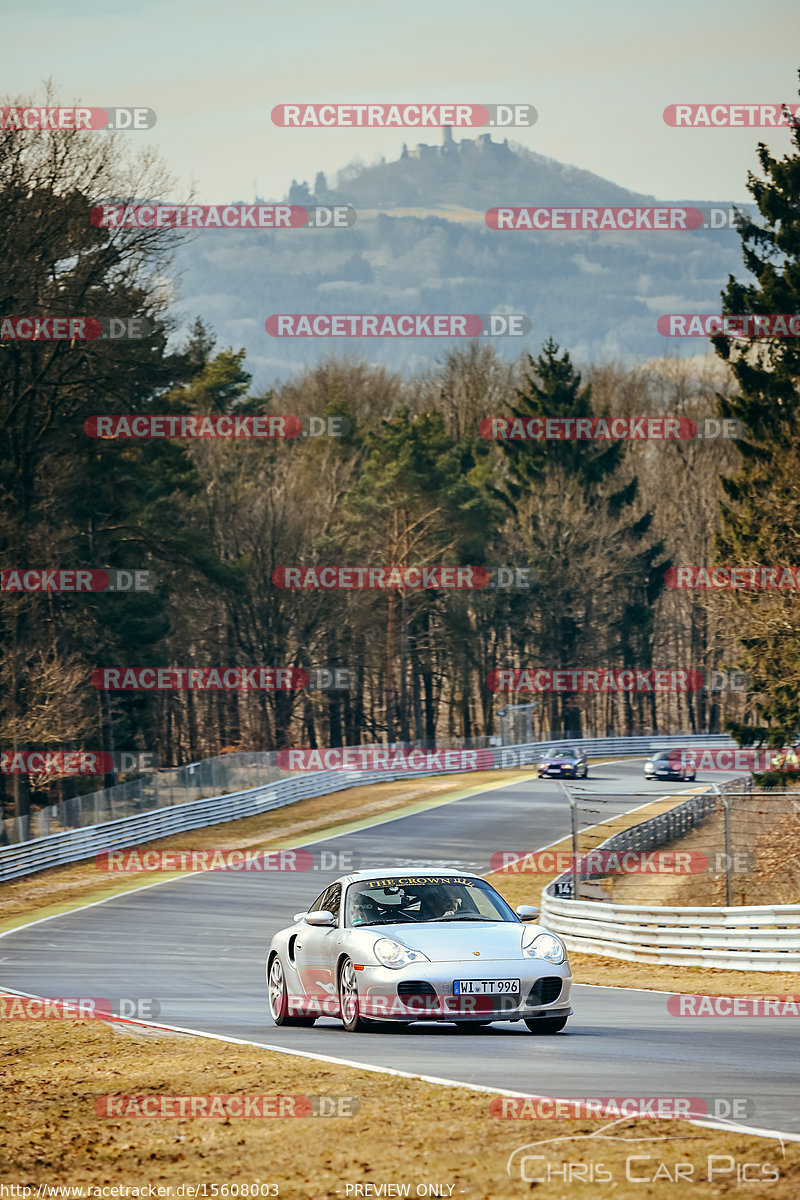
[3,767,798,1194]
[1,1016,797,1198]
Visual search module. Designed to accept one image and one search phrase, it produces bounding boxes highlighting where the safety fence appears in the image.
[540,779,800,968]
[0,733,739,883]
[2,732,738,847]
[551,779,749,900]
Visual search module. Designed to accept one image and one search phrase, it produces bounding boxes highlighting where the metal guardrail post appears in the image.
[708,781,733,906]
[721,789,733,907]
[560,781,580,902]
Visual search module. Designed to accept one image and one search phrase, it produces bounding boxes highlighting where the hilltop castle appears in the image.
[400,128,512,160]
[285,130,515,205]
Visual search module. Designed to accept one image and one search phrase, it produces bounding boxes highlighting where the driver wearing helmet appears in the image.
[349,889,384,925]
[418,883,462,921]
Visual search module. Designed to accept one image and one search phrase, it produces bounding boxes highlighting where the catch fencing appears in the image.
[540,780,800,968]
[0,734,738,882]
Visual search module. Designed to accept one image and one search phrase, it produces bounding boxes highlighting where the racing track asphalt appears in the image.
[2,759,797,1136]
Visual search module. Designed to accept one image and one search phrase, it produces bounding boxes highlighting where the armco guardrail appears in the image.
[539,893,800,970]
[1,732,739,847]
[493,733,736,768]
[0,733,740,884]
[540,777,800,970]
[0,766,433,884]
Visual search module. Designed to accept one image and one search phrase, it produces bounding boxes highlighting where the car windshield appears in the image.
[344,875,517,927]
[652,751,671,760]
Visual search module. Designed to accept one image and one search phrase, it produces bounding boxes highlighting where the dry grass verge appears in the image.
[603,794,800,907]
[488,793,800,995]
[1,1017,798,1198]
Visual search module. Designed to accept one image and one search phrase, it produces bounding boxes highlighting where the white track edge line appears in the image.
[1,983,797,1146]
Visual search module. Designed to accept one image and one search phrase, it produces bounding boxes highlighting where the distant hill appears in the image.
[172,134,753,387]
[301,134,657,211]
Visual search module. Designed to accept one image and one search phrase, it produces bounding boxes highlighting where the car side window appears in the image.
[322,883,342,921]
[307,889,328,913]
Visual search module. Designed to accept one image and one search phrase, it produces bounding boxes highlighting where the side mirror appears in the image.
[305,909,336,927]
[516,905,540,922]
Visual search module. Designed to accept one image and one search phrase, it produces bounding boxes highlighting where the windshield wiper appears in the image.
[436,915,496,922]
[351,918,409,927]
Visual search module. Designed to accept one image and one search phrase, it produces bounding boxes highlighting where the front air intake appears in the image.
[527,977,563,1005]
[397,980,437,998]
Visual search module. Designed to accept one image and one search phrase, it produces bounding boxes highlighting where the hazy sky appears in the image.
[4,0,799,203]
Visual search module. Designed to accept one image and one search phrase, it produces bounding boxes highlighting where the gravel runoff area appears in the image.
[1,1014,799,1198]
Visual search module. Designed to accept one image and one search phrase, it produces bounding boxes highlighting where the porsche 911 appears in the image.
[266,867,572,1034]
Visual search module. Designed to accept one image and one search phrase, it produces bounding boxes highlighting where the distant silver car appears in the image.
[644,749,696,782]
[267,868,572,1034]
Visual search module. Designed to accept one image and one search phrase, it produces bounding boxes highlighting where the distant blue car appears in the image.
[537,748,588,779]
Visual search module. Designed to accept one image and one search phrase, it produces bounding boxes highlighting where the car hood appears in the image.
[359,920,537,962]
[541,756,575,765]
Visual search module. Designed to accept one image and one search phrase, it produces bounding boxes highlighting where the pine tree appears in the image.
[713,81,800,754]
[497,339,668,735]
[498,337,623,499]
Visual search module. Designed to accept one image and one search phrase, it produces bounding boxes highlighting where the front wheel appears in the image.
[268,956,316,1027]
[524,1015,569,1034]
[338,957,377,1032]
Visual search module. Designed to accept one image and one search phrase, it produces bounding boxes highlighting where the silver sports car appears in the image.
[266,867,572,1033]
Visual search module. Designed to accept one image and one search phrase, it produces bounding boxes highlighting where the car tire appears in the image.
[338,956,378,1033]
[267,955,316,1027]
[524,1015,569,1034]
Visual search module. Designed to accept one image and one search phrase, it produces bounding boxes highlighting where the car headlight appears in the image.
[373,938,431,969]
[522,932,566,963]
[644,761,654,770]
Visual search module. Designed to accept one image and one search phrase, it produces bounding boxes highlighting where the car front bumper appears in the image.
[354,958,573,1023]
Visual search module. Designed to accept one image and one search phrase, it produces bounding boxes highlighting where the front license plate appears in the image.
[453,979,520,995]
